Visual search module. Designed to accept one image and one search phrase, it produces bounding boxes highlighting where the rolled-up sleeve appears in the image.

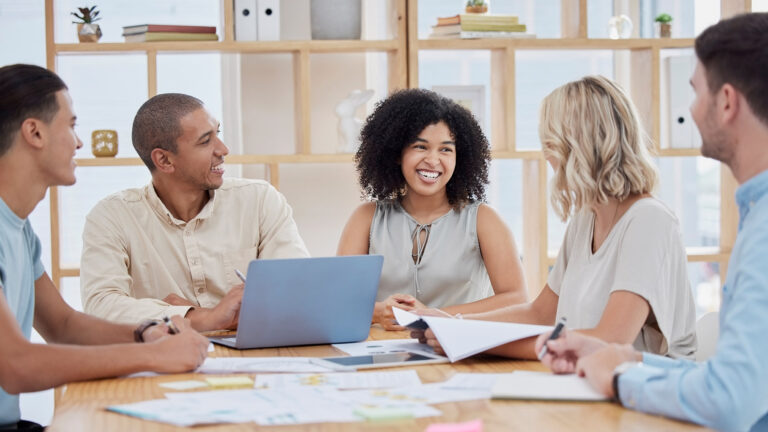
[81,202,191,324]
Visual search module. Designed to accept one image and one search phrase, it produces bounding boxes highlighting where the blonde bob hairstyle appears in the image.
[539,75,658,221]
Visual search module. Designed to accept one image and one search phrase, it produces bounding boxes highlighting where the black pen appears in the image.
[163,316,180,335]
[235,269,247,283]
[537,316,567,360]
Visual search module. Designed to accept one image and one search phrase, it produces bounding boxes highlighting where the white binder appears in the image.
[234,0,258,41]
[257,0,280,41]
[666,55,702,149]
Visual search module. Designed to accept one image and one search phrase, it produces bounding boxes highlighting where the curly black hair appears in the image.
[355,88,491,206]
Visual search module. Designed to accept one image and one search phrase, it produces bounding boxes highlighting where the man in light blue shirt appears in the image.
[0,64,211,430]
[534,12,768,432]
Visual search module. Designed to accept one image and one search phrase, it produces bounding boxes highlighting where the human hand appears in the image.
[149,316,209,373]
[163,293,196,306]
[535,329,607,374]
[576,344,641,399]
[421,328,445,356]
[186,284,244,331]
[372,294,422,331]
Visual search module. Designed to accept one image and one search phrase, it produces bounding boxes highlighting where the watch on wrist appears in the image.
[133,319,160,343]
[612,361,640,404]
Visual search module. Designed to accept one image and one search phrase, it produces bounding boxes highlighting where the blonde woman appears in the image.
[421,76,697,359]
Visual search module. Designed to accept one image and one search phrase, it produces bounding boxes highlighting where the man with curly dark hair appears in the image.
[338,89,528,330]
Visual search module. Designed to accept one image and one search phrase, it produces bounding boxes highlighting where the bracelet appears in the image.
[611,372,622,404]
[133,319,160,343]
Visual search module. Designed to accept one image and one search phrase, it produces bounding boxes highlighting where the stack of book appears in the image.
[429,14,534,39]
[122,24,218,42]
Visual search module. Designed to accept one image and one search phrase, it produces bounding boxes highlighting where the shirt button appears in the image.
[191,258,198,265]
[185,230,192,237]
[198,288,204,294]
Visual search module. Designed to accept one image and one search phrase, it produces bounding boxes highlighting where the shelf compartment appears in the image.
[54,40,401,55]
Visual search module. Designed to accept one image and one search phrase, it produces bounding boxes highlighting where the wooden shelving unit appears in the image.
[406,0,743,295]
[44,0,746,297]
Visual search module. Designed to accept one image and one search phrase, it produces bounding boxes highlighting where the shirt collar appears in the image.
[144,183,217,227]
[735,168,768,227]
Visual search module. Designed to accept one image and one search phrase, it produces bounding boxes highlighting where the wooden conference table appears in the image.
[48,328,710,432]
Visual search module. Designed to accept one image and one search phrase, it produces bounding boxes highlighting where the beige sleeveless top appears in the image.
[369,200,493,307]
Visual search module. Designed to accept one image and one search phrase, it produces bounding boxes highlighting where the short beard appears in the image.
[700,128,733,164]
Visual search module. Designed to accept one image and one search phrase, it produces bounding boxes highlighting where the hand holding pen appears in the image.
[163,316,181,335]
[537,316,567,360]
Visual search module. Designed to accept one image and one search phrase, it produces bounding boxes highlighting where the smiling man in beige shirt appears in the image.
[80,93,309,332]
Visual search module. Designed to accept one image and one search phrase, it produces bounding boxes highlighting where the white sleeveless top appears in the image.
[369,200,493,307]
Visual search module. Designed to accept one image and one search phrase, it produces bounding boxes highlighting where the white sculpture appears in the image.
[335,89,375,153]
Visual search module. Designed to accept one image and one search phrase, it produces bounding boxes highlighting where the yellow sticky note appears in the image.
[205,376,254,388]
[354,406,413,421]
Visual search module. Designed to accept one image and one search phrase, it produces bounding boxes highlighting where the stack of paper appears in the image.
[393,308,552,362]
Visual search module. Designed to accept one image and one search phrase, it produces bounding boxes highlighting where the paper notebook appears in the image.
[491,371,608,401]
[393,308,551,362]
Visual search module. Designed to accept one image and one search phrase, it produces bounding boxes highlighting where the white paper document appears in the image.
[255,370,421,390]
[342,383,490,406]
[491,371,609,401]
[393,308,552,362]
[197,357,339,374]
[332,338,445,359]
[108,387,441,426]
[439,373,508,391]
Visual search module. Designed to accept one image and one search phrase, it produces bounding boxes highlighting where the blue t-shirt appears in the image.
[0,197,45,426]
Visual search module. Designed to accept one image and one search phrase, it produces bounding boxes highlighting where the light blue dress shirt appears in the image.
[617,169,768,432]
[0,197,45,427]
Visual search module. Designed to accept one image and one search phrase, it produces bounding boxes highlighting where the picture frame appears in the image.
[431,84,486,130]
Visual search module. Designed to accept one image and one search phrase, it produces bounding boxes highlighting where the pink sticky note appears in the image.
[425,419,483,432]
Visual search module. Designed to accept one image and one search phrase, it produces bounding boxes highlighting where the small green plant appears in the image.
[655,13,673,24]
[71,5,101,24]
[466,0,487,7]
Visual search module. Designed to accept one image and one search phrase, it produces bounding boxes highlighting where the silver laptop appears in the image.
[209,255,383,349]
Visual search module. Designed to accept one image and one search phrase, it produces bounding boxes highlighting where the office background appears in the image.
[2,0,766,424]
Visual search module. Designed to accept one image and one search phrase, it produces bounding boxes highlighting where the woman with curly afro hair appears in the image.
[337,89,528,330]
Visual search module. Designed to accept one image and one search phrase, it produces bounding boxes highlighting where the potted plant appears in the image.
[71,5,102,43]
[465,0,488,14]
[655,13,673,38]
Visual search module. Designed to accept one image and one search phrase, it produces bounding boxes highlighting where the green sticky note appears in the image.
[205,376,254,388]
[354,406,414,421]
[158,380,209,390]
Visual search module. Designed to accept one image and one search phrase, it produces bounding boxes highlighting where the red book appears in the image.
[122,24,217,36]
[436,15,461,26]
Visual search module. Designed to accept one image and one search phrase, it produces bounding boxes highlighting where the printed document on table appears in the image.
[198,357,338,373]
[393,308,552,362]
[342,383,490,406]
[255,370,421,390]
[108,388,441,426]
[439,373,509,391]
[491,371,609,401]
[332,339,445,359]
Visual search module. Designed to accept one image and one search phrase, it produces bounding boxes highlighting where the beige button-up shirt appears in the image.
[80,178,310,324]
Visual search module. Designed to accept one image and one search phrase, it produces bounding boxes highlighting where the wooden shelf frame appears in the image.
[44,0,407,286]
[408,0,745,296]
[44,0,745,294]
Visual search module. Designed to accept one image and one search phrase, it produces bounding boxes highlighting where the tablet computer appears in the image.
[321,352,448,370]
